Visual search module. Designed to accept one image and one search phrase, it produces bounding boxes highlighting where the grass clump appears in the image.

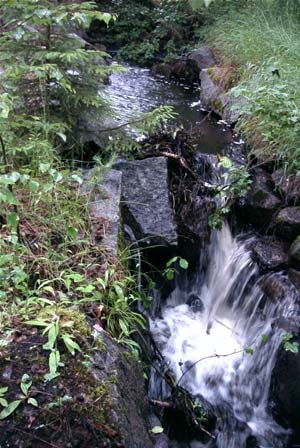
[204,0,300,173]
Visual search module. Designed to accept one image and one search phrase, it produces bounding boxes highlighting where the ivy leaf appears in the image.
[284,341,299,353]
[179,258,189,270]
[166,270,175,281]
[0,400,22,420]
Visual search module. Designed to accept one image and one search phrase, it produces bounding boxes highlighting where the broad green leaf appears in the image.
[44,372,60,382]
[220,156,232,169]
[26,319,49,327]
[39,163,51,173]
[0,387,8,395]
[49,350,60,374]
[179,258,189,270]
[166,270,175,280]
[62,334,81,356]
[151,426,164,434]
[0,398,8,407]
[8,212,19,231]
[71,174,83,184]
[114,284,124,300]
[119,319,129,336]
[166,256,178,268]
[0,400,21,420]
[28,397,38,407]
[28,180,40,193]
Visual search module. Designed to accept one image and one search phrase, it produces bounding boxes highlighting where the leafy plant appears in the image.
[208,156,251,229]
[0,374,38,420]
[164,256,189,280]
[27,311,81,382]
[282,332,299,353]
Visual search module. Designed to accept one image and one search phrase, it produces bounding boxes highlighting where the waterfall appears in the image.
[150,223,296,447]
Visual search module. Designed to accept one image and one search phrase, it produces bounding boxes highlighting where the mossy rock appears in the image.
[0,328,154,447]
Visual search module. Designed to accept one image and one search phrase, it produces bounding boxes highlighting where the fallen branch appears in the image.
[158,151,198,179]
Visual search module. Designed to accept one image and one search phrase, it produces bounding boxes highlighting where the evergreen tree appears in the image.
[0,0,114,165]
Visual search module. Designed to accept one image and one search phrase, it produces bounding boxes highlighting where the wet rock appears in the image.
[260,274,296,302]
[0,328,154,448]
[152,58,199,84]
[114,157,178,247]
[239,170,281,230]
[188,46,217,71]
[199,67,240,124]
[271,341,300,438]
[289,235,300,268]
[81,168,122,256]
[91,332,155,448]
[187,294,204,313]
[148,414,169,448]
[274,206,300,241]
[251,237,288,271]
[180,196,215,245]
[288,268,300,291]
[272,169,300,205]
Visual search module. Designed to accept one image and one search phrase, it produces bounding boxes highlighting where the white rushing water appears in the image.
[150,223,296,448]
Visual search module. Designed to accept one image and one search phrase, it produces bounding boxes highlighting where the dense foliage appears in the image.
[0,0,150,397]
[203,0,300,173]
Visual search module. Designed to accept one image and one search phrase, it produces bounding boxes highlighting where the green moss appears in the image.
[212,97,224,112]
[109,374,118,384]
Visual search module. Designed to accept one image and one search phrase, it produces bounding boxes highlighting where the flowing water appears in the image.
[150,224,296,448]
[104,64,296,447]
[103,65,239,154]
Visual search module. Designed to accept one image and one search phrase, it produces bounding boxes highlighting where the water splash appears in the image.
[150,223,296,447]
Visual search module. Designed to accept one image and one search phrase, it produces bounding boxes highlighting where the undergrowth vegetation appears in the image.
[0,0,163,405]
[204,0,300,173]
[95,0,204,65]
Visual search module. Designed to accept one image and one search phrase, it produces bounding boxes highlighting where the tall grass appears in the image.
[204,0,300,173]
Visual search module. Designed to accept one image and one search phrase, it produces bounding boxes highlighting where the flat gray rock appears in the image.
[114,157,177,246]
[81,168,122,256]
[188,46,217,71]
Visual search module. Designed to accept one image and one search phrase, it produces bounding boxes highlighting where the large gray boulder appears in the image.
[272,170,300,206]
[91,332,157,448]
[200,68,241,124]
[289,235,300,268]
[251,237,288,271]
[188,46,217,71]
[274,207,300,241]
[260,273,296,302]
[239,170,281,230]
[81,168,122,256]
[271,342,300,438]
[114,157,177,247]
[0,323,157,448]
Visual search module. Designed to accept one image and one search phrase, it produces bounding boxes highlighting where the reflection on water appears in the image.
[102,64,237,155]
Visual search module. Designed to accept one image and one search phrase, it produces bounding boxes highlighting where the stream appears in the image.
[103,65,241,154]
[106,65,296,447]
[150,224,296,448]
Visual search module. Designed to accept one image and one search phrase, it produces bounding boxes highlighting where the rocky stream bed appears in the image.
[2,47,300,448]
